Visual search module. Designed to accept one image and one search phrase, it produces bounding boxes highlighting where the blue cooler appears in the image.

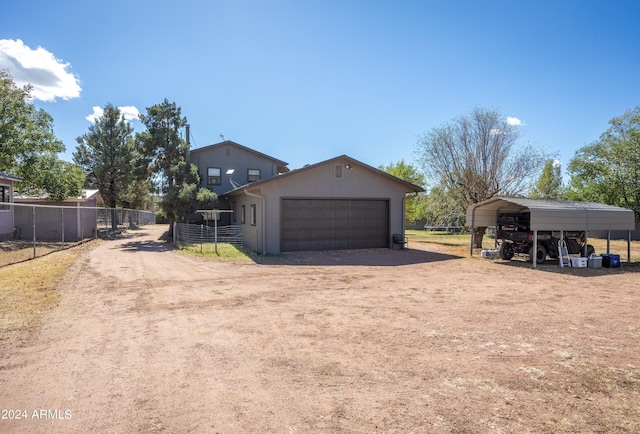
[602,254,621,268]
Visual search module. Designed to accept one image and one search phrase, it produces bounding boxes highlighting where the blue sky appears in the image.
[2,1,639,187]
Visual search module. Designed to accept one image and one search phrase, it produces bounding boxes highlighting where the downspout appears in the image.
[245,189,266,255]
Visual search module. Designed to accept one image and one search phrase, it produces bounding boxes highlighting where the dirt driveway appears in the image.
[1,225,640,433]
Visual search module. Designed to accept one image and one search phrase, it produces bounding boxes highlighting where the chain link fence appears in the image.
[0,202,155,267]
[174,222,243,253]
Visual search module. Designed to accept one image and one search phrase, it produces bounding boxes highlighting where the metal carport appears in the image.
[466,198,636,268]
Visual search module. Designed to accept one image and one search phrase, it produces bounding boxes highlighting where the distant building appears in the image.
[14,189,104,241]
[0,171,22,240]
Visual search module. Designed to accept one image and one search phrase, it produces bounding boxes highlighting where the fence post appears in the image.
[61,207,65,250]
[214,215,218,255]
[32,206,36,259]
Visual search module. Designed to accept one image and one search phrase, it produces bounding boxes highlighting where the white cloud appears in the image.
[85,106,104,123]
[0,39,81,102]
[506,116,523,126]
[118,106,141,122]
[86,105,141,123]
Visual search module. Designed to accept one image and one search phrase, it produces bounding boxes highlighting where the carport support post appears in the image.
[607,231,611,254]
[628,230,632,263]
[469,209,476,257]
[583,232,589,257]
[532,230,538,269]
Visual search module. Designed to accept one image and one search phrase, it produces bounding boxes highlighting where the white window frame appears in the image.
[247,169,261,183]
[0,184,10,212]
[207,167,221,185]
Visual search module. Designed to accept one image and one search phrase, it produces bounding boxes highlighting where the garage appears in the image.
[281,198,389,252]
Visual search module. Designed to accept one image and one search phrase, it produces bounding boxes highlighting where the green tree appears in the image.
[423,183,466,229]
[379,160,426,226]
[416,107,549,247]
[74,104,147,207]
[567,107,640,219]
[0,70,84,201]
[137,99,216,234]
[530,160,563,199]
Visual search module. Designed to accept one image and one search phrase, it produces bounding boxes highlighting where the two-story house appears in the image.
[188,140,289,225]
[188,140,424,254]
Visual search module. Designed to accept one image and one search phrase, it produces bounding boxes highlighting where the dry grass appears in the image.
[0,240,85,268]
[0,247,82,339]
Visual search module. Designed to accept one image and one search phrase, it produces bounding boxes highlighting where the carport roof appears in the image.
[466,197,636,231]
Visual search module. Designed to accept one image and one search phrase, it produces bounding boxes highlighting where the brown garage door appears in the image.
[281,199,389,252]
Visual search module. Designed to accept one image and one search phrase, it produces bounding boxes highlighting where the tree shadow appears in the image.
[116,239,171,253]
[107,228,173,253]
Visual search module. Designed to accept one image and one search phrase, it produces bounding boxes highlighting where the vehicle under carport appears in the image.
[466,198,636,268]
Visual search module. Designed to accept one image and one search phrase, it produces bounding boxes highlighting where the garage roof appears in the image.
[223,155,425,196]
[466,197,635,231]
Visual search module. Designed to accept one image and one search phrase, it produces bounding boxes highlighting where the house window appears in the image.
[250,204,257,226]
[207,167,221,185]
[335,164,344,179]
[247,169,261,183]
[241,205,246,224]
[0,185,9,211]
[232,201,237,223]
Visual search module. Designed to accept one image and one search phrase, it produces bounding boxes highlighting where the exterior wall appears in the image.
[0,179,15,239]
[231,192,263,253]
[230,158,411,254]
[189,144,283,196]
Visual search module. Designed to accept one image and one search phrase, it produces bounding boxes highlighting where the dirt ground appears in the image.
[1,224,639,433]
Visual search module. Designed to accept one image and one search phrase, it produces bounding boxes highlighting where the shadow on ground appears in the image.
[485,255,640,276]
[250,248,463,267]
[116,240,171,253]
[109,228,172,253]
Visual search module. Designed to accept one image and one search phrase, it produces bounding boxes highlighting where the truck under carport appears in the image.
[466,198,636,268]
